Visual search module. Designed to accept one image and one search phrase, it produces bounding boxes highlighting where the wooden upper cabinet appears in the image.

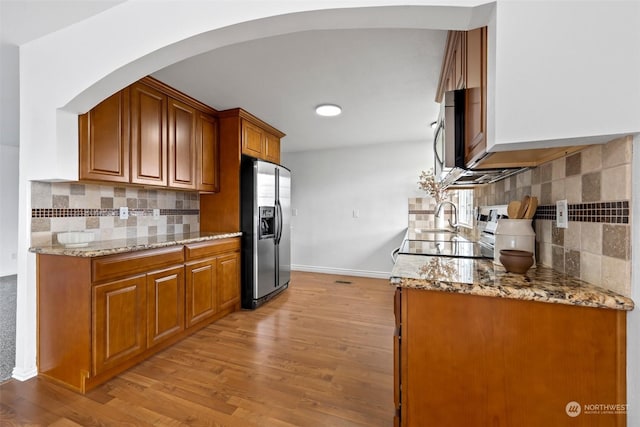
[436,31,467,103]
[240,117,283,164]
[130,82,168,186]
[451,32,466,91]
[168,98,197,189]
[79,90,130,183]
[79,76,220,191]
[464,27,487,166]
[435,27,488,168]
[241,119,265,158]
[264,132,281,164]
[197,112,219,193]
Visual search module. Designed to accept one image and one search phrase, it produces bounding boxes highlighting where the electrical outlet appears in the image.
[153,208,160,219]
[119,206,129,220]
[556,200,568,228]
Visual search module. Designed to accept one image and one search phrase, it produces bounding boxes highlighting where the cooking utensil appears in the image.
[516,195,530,219]
[524,196,538,219]
[507,201,521,219]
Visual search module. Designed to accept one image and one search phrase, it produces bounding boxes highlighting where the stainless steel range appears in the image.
[475,205,509,257]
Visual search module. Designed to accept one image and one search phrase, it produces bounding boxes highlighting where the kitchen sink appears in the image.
[407,228,469,243]
[399,239,492,259]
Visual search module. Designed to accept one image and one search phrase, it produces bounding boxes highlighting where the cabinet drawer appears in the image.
[92,246,184,283]
[184,238,240,260]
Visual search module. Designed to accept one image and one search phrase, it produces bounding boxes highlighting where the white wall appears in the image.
[0,44,19,276]
[1,44,19,146]
[282,140,429,278]
[489,1,640,150]
[629,133,640,424]
[0,145,19,277]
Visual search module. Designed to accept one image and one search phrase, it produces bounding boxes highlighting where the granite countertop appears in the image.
[29,231,242,258]
[391,254,634,311]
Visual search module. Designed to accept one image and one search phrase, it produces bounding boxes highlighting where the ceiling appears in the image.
[0,1,125,45]
[153,28,446,153]
[2,1,447,153]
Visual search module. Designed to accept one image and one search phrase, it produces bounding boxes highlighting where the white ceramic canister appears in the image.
[493,219,536,267]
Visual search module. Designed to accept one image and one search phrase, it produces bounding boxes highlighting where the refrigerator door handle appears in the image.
[275,200,283,244]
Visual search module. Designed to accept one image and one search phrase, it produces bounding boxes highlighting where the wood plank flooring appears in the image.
[0,271,395,426]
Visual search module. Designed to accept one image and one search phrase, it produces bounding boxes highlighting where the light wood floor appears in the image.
[0,271,395,426]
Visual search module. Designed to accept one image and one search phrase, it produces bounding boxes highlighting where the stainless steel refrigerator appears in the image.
[240,158,291,309]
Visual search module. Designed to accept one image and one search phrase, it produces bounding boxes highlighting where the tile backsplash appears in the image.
[408,192,460,237]
[31,182,200,247]
[474,135,632,297]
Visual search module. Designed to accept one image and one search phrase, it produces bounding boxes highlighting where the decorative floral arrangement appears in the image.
[418,257,457,281]
[418,169,448,203]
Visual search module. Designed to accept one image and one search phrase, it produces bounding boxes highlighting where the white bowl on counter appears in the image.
[57,231,95,248]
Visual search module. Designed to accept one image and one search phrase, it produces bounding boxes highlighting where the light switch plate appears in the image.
[556,200,568,228]
[153,208,160,219]
[119,206,129,220]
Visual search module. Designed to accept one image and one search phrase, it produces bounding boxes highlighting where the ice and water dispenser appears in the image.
[259,206,275,239]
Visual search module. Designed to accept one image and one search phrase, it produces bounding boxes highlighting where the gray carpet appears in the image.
[0,275,17,382]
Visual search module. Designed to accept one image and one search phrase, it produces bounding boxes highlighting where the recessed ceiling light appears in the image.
[315,104,342,117]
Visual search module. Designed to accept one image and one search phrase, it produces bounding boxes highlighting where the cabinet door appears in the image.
[453,32,465,90]
[168,98,197,189]
[264,132,281,164]
[241,120,264,158]
[217,251,240,312]
[185,258,217,328]
[464,27,487,166]
[465,28,484,89]
[93,275,146,375]
[197,112,219,192]
[393,288,402,426]
[79,89,130,183]
[147,266,185,348]
[131,82,168,186]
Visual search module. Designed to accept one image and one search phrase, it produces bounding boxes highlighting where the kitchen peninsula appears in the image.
[32,232,242,393]
[391,254,634,426]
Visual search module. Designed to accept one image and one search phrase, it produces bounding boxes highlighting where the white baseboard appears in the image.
[291,264,390,280]
[12,366,37,381]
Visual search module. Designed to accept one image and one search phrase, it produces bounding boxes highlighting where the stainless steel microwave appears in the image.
[433,90,464,182]
[433,89,526,187]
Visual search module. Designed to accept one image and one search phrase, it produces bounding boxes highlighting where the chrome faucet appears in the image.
[435,201,459,231]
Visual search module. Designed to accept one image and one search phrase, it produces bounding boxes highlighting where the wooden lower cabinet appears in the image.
[185,258,217,327]
[37,238,241,393]
[146,266,185,347]
[185,239,241,327]
[394,287,627,426]
[217,252,241,311]
[93,275,147,375]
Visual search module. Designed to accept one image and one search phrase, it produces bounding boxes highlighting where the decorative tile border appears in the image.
[534,201,629,224]
[32,208,199,218]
